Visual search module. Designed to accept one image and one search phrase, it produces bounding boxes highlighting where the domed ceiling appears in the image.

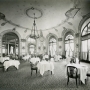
[0,0,89,31]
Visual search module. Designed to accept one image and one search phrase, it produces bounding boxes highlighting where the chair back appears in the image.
[67,66,78,78]
[30,61,39,68]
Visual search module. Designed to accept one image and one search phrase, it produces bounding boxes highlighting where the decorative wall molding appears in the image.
[21,39,26,42]
[26,7,43,19]
[58,38,62,41]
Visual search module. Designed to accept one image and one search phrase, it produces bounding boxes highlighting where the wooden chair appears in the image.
[30,61,39,76]
[86,71,90,84]
[87,72,90,77]
[0,62,4,71]
[67,66,80,87]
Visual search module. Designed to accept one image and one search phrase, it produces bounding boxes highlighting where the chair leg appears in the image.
[3,67,4,72]
[51,71,52,75]
[31,70,32,76]
[67,77,69,85]
[76,78,77,86]
[79,78,80,85]
[85,79,87,84]
[36,69,37,75]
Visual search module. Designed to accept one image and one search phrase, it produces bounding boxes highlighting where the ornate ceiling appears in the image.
[0,0,89,31]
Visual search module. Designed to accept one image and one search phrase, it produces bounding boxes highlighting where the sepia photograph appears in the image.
[0,0,90,90]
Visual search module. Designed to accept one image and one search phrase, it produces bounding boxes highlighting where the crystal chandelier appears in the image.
[30,13,39,39]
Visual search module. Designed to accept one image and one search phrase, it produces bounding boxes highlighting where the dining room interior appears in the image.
[0,0,90,90]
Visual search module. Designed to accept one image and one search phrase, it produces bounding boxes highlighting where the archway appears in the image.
[2,32,19,59]
[46,33,58,56]
[78,13,90,61]
[65,34,74,57]
[62,29,75,57]
[49,36,57,57]
[81,18,90,61]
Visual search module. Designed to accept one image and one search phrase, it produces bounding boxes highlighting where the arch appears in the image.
[78,13,90,60]
[62,29,75,39]
[61,29,75,56]
[0,29,22,57]
[46,33,59,55]
[78,13,90,34]
[46,33,58,40]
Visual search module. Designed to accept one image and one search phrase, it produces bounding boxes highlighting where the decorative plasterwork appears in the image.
[58,38,62,41]
[21,39,26,42]
[26,7,43,19]
[0,0,82,31]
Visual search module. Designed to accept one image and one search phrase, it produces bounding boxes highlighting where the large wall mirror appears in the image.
[27,37,36,55]
[48,36,57,57]
[28,44,36,54]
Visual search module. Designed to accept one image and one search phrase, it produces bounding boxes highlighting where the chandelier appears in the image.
[30,13,39,39]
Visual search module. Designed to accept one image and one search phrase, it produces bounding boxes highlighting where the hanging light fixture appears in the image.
[29,13,39,39]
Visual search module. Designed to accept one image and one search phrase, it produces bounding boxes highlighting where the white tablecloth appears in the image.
[67,63,88,84]
[37,61,54,76]
[0,57,10,63]
[3,60,20,71]
[30,57,40,64]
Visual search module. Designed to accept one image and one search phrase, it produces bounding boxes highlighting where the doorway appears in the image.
[2,32,19,59]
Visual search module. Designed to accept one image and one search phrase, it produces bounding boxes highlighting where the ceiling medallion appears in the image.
[26,7,43,19]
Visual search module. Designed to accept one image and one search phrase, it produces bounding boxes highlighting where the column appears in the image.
[7,42,9,55]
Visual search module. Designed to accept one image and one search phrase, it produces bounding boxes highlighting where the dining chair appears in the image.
[67,66,80,87]
[30,61,39,76]
[86,71,90,84]
[0,62,4,71]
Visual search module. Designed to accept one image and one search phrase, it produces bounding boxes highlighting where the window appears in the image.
[65,34,74,57]
[81,21,90,61]
[49,37,56,56]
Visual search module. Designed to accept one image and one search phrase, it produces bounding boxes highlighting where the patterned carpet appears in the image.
[0,60,90,90]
